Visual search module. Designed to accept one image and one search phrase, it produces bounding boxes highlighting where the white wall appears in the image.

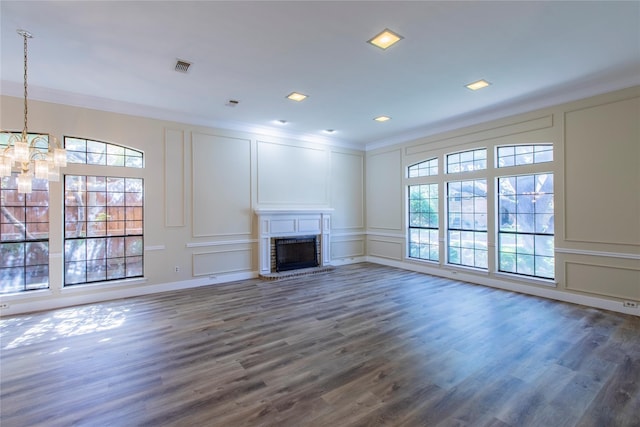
[1,86,638,316]
[0,96,366,315]
[365,86,640,315]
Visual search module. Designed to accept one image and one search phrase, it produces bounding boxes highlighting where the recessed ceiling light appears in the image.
[324,129,336,134]
[374,116,391,122]
[286,92,308,102]
[275,119,288,125]
[465,79,491,91]
[367,28,403,50]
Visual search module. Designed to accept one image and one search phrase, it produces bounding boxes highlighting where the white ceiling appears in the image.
[1,1,639,150]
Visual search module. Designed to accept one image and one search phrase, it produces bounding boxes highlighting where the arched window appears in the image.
[63,137,144,286]
[65,137,143,168]
[408,157,438,177]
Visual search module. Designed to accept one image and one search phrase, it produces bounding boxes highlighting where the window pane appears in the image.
[107,144,125,155]
[25,242,48,266]
[447,149,487,173]
[65,137,87,151]
[1,243,25,267]
[499,234,516,253]
[65,240,86,262]
[107,155,125,167]
[498,173,554,279]
[408,158,438,178]
[106,177,124,191]
[87,140,106,154]
[407,183,439,262]
[126,256,143,277]
[67,151,87,164]
[65,137,147,169]
[535,256,555,279]
[447,180,487,269]
[86,260,107,282]
[1,267,25,293]
[65,261,86,285]
[25,265,49,290]
[108,237,125,258]
[107,259,126,279]
[497,144,553,168]
[87,238,107,260]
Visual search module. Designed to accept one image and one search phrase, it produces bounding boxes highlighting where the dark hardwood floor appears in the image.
[1,263,639,427]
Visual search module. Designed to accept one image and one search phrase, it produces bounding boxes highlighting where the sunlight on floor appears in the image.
[1,305,128,350]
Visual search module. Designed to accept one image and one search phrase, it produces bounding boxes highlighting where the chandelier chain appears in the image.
[22,31,29,140]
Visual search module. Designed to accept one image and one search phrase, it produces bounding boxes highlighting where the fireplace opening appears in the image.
[274,236,319,272]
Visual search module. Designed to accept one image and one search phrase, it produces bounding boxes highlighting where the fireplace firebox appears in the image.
[274,236,319,272]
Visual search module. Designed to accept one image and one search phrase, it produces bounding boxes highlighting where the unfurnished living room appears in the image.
[0,1,638,426]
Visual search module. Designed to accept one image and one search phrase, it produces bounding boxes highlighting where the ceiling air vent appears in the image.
[175,59,191,73]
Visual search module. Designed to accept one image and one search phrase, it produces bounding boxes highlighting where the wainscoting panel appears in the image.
[192,133,252,237]
[331,237,365,259]
[164,128,185,227]
[565,261,640,301]
[193,248,253,277]
[368,238,403,261]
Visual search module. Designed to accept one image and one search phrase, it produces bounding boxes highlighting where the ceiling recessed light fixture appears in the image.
[465,79,491,91]
[324,129,335,134]
[276,119,288,125]
[367,28,403,50]
[374,116,391,122]
[286,92,308,102]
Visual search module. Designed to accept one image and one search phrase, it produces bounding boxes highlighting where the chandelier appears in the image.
[0,29,67,193]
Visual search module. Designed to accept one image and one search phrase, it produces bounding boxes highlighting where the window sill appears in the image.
[446,264,490,276]
[0,288,53,302]
[493,271,557,287]
[60,277,149,294]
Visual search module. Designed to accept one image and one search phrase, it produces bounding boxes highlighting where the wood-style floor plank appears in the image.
[1,263,639,426]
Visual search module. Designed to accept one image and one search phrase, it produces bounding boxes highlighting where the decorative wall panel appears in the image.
[564,97,640,245]
[256,141,328,205]
[193,249,252,276]
[192,133,251,237]
[164,128,185,227]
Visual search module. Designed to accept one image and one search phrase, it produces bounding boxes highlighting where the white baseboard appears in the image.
[2,259,637,317]
[0,271,257,316]
[366,256,640,316]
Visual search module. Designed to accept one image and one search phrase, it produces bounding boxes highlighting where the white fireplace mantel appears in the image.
[255,208,333,275]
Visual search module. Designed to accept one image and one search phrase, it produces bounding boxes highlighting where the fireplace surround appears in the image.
[255,208,332,275]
